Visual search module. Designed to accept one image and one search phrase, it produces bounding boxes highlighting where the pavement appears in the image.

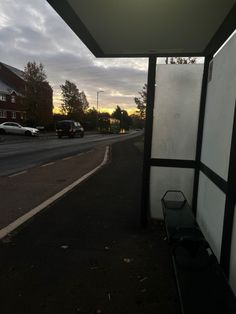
[0,136,180,314]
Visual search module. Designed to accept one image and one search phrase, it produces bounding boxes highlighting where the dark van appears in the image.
[56,120,84,138]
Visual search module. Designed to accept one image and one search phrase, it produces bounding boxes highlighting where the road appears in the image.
[0,131,142,176]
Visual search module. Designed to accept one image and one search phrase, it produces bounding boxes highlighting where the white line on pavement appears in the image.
[62,156,73,161]
[0,146,109,240]
[8,170,28,178]
[40,162,55,168]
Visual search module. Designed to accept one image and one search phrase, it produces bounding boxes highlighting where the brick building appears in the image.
[0,62,26,124]
[0,62,53,126]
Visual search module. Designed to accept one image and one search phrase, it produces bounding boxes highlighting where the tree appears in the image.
[83,107,99,130]
[78,91,89,112]
[112,105,122,121]
[23,61,53,126]
[99,112,110,119]
[165,57,197,64]
[60,80,89,121]
[112,106,131,130]
[130,114,144,129]
[134,84,147,119]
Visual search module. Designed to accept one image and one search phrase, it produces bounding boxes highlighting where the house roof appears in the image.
[0,80,11,94]
[0,62,24,96]
[47,0,236,57]
[1,62,24,80]
[0,79,18,95]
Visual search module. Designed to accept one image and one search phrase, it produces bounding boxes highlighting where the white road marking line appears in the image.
[62,156,73,161]
[0,146,109,240]
[8,170,28,178]
[76,152,84,156]
[40,162,55,168]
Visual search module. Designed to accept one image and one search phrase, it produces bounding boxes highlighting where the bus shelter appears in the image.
[47,0,236,298]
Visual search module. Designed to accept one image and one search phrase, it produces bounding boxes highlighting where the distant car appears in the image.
[56,120,84,138]
[0,122,39,136]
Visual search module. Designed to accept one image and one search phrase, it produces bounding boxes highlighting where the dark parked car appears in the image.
[56,120,84,138]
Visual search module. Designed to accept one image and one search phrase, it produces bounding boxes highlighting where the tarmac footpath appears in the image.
[0,136,180,314]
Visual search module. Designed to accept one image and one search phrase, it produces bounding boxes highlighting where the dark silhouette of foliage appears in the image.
[60,80,89,121]
[23,61,53,127]
[112,105,131,130]
[134,84,147,119]
[83,107,99,130]
[130,114,144,129]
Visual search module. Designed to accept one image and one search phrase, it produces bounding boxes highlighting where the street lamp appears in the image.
[96,90,104,131]
[96,90,104,111]
[120,110,125,133]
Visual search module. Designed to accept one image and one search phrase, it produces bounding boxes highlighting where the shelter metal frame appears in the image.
[47,0,236,278]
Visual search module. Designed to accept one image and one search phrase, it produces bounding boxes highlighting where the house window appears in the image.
[0,94,6,101]
[12,111,16,119]
[0,110,7,118]
[11,95,16,103]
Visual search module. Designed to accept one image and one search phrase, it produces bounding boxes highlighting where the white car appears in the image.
[0,122,39,136]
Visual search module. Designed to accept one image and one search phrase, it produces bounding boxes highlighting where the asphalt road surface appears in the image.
[0,131,142,176]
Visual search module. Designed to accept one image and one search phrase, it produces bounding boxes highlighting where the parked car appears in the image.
[56,120,84,138]
[0,122,39,136]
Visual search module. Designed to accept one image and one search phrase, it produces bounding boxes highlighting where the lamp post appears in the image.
[96,90,104,111]
[120,110,123,129]
[96,90,104,131]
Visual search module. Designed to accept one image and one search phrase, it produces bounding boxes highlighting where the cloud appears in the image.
[0,0,148,111]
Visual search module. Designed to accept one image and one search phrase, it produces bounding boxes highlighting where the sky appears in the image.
[0,0,148,114]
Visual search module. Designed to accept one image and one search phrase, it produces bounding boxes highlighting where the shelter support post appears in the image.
[192,55,213,215]
[140,56,156,228]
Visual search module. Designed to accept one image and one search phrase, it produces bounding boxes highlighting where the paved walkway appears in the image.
[0,136,180,314]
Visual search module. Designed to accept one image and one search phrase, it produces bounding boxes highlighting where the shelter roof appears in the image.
[47,0,236,57]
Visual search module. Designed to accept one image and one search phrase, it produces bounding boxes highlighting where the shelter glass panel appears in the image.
[229,205,236,296]
[196,172,226,261]
[201,33,236,180]
[151,64,203,160]
[150,166,194,219]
